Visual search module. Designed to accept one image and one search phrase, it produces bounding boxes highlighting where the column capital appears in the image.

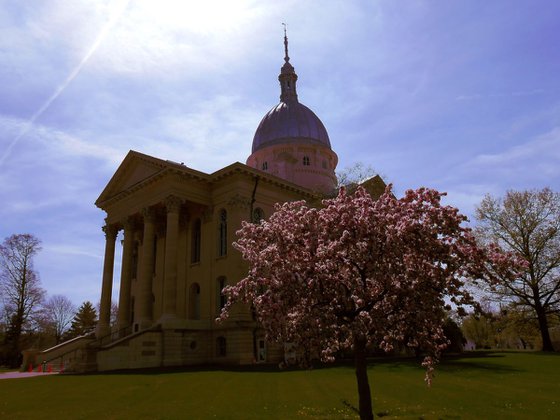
[227,193,251,210]
[165,195,183,213]
[102,223,118,240]
[179,210,190,229]
[121,216,135,231]
[202,206,214,223]
[142,207,156,223]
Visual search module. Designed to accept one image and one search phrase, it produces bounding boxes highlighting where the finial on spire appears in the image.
[279,23,298,102]
[282,23,289,63]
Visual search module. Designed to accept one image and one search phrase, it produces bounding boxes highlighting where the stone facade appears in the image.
[88,155,316,371]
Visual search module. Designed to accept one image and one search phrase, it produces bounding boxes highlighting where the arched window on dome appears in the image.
[262,161,268,171]
[303,156,310,166]
[218,209,227,257]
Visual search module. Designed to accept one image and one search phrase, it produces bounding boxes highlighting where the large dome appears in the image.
[246,30,338,194]
[251,101,331,153]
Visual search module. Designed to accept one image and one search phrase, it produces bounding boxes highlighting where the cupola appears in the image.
[247,28,338,194]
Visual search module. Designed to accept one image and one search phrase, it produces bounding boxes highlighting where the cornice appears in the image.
[96,154,319,211]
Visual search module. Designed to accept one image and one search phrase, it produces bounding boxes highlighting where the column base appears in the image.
[96,324,111,339]
[138,319,153,331]
[158,314,186,329]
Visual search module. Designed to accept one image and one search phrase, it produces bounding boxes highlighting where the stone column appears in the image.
[96,223,118,338]
[161,195,182,323]
[117,217,134,334]
[137,207,156,330]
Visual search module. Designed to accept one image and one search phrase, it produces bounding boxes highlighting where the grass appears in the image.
[0,351,558,419]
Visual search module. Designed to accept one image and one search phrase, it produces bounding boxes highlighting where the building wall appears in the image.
[94,159,311,371]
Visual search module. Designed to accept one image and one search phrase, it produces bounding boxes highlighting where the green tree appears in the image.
[442,317,467,353]
[495,305,542,350]
[65,301,97,340]
[461,314,495,349]
[476,188,560,351]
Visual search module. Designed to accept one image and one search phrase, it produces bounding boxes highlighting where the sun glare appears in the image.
[131,0,254,35]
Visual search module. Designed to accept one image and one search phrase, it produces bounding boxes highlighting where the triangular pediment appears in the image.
[95,150,171,208]
[96,150,319,212]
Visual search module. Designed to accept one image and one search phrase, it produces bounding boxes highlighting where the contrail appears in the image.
[0,0,131,167]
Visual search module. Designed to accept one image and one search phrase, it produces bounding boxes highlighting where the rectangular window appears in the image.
[191,219,201,263]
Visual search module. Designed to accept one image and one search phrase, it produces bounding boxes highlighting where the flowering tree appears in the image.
[221,186,517,420]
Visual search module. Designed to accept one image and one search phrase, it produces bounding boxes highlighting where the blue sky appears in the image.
[1,0,559,307]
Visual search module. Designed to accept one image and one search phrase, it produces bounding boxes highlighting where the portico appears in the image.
[87,151,315,370]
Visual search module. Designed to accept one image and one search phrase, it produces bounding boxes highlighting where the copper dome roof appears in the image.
[251,101,331,153]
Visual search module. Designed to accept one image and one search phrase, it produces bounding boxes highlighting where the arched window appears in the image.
[252,207,265,224]
[217,276,227,313]
[189,283,201,320]
[216,336,227,357]
[262,161,268,171]
[191,218,201,263]
[218,209,227,257]
[303,156,310,166]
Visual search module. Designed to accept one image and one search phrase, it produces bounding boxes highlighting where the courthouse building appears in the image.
[30,35,384,372]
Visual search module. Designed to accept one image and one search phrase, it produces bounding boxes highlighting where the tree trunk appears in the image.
[354,337,374,420]
[535,302,554,351]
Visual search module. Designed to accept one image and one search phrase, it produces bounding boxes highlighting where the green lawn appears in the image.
[0,351,558,419]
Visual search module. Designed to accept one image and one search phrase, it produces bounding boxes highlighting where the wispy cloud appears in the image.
[46,244,102,260]
[0,0,130,167]
[456,89,548,101]
[469,126,560,174]
[0,114,122,165]
[150,95,262,171]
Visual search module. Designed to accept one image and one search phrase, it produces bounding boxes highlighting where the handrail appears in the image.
[40,333,95,366]
[88,325,134,348]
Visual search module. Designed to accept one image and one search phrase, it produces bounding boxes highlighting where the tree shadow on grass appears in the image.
[68,351,538,377]
[525,351,560,357]
[373,351,524,375]
[70,363,290,376]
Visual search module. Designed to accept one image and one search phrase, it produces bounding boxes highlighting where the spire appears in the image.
[279,23,298,103]
[283,23,290,63]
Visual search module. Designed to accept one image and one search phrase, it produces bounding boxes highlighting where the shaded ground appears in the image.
[0,351,558,419]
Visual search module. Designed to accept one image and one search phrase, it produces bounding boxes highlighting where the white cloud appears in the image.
[0,113,122,165]
[469,127,560,178]
[456,89,547,101]
[149,95,262,171]
[45,243,102,261]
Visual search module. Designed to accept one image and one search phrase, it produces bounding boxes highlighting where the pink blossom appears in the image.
[219,185,518,419]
